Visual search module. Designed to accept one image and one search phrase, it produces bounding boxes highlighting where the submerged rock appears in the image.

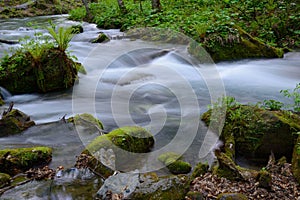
[79,126,154,178]
[0,107,35,137]
[97,172,189,200]
[0,146,52,176]
[91,32,110,43]
[0,47,78,94]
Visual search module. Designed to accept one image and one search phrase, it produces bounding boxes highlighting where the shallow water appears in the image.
[0,15,299,199]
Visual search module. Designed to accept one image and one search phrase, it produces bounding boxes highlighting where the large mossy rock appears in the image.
[202,105,300,165]
[0,109,35,137]
[0,47,78,94]
[0,147,52,175]
[189,26,284,62]
[80,126,154,178]
[96,172,189,200]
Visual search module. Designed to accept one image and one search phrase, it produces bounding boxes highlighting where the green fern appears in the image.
[47,22,74,52]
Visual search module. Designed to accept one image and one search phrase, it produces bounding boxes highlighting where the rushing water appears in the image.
[0,15,299,199]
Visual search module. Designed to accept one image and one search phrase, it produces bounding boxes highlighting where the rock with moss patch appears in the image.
[158,152,191,174]
[80,126,154,178]
[97,172,189,200]
[190,25,283,62]
[0,173,10,188]
[0,47,78,94]
[216,193,248,200]
[0,147,52,176]
[186,191,204,200]
[91,33,110,43]
[202,105,300,165]
[71,113,104,129]
[167,160,192,175]
[71,25,83,34]
[0,109,35,137]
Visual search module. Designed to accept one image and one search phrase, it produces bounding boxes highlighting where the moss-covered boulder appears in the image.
[97,172,190,200]
[0,47,78,94]
[80,126,154,178]
[91,32,110,43]
[158,152,191,174]
[202,105,300,165]
[0,173,10,188]
[0,147,52,176]
[190,26,284,62]
[0,109,35,137]
[216,193,248,200]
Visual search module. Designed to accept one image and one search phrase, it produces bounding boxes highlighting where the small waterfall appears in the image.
[0,86,12,100]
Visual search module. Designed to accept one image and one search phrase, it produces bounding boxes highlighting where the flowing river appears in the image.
[0,15,299,199]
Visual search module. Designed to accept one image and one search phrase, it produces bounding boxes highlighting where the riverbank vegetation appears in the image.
[0,0,82,18]
[69,0,299,61]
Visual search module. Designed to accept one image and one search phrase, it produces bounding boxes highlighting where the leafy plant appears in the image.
[281,83,300,112]
[261,99,284,111]
[47,22,74,52]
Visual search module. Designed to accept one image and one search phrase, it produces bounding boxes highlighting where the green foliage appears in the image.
[19,32,54,63]
[261,99,284,111]
[47,22,74,52]
[69,0,299,49]
[281,83,300,112]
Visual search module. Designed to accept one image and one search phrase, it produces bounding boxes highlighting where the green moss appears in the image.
[202,104,300,165]
[87,126,154,153]
[191,162,209,180]
[82,126,154,178]
[167,160,192,175]
[257,170,271,189]
[191,26,284,62]
[0,173,10,188]
[72,113,104,130]
[0,147,52,175]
